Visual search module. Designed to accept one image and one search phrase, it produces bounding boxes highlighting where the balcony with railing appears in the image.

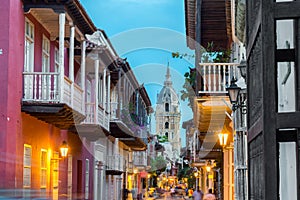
[194,63,238,133]
[132,151,147,167]
[106,154,125,175]
[21,72,85,129]
[198,63,240,94]
[110,101,148,151]
[75,102,110,141]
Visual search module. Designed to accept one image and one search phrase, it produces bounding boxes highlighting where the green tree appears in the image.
[157,135,168,143]
[150,155,167,172]
[180,68,196,109]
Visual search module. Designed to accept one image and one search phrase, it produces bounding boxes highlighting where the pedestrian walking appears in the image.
[203,189,216,200]
[188,188,193,199]
[192,186,203,200]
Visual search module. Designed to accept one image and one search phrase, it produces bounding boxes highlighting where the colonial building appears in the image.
[155,66,181,161]
[247,0,300,199]
[0,1,151,200]
[184,0,246,199]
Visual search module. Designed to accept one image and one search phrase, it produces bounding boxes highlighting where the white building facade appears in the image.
[155,66,181,161]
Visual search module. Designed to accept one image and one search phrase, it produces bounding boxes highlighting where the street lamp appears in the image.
[218,132,228,148]
[205,166,211,173]
[227,59,248,200]
[237,59,247,80]
[226,78,241,109]
[226,77,247,114]
[60,141,69,157]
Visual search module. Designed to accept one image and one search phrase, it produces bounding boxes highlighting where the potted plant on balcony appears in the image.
[172,42,233,109]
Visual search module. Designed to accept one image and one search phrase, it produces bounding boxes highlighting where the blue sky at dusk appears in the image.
[81,0,195,147]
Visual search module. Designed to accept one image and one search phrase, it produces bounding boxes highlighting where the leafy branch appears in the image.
[172,41,233,109]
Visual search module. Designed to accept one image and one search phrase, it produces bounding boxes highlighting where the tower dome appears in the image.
[155,65,181,161]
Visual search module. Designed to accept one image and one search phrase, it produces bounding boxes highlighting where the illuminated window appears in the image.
[23,144,32,188]
[52,152,59,197]
[40,149,47,189]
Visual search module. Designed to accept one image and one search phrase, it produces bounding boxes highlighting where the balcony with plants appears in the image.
[109,64,151,151]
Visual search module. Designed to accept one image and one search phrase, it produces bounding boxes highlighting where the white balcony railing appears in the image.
[110,102,118,119]
[199,63,240,94]
[106,154,125,172]
[85,103,96,124]
[74,83,84,112]
[83,103,110,131]
[132,152,147,166]
[23,72,60,101]
[23,72,84,113]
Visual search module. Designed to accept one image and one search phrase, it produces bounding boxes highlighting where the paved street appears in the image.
[144,192,190,200]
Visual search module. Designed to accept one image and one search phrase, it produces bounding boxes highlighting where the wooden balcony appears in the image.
[106,154,125,175]
[194,63,238,133]
[194,96,232,133]
[110,102,147,151]
[75,103,110,141]
[21,72,85,129]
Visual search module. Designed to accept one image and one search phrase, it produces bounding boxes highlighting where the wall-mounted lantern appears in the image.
[60,141,69,158]
[218,132,228,148]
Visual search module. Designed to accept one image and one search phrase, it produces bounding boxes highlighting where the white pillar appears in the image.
[107,72,111,116]
[95,60,99,123]
[103,68,106,111]
[59,13,65,102]
[108,175,112,200]
[117,70,122,118]
[80,40,86,113]
[115,138,119,153]
[69,25,75,107]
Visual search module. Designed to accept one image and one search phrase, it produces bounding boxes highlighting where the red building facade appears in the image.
[0,0,96,198]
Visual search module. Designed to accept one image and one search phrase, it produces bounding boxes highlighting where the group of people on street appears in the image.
[192,187,216,200]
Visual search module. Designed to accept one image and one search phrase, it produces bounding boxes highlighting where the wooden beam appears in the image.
[276,112,300,129]
[275,49,295,62]
[248,116,263,142]
[275,2,300,19]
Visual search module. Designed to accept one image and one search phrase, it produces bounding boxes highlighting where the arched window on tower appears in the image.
[165,103,169,112]
[165,132,168,140]
[165,122,169,129]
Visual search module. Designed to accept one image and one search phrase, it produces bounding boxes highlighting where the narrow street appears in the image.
[145,192,189,200]
[1,0,299,200]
